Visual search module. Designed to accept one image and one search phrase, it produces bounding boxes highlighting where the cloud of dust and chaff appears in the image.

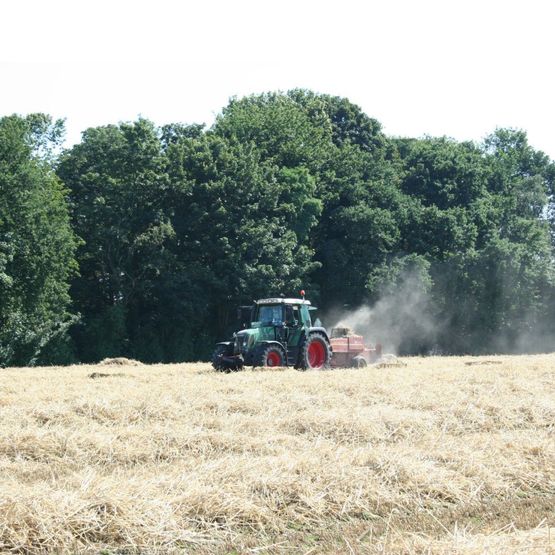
[324,271,440,355]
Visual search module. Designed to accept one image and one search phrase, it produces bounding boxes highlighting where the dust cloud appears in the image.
[324,272,439,355]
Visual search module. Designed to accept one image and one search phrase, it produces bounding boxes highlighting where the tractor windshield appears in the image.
[256,305,283,325]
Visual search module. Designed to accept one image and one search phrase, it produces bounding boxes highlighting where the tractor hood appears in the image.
[235,325,274,342]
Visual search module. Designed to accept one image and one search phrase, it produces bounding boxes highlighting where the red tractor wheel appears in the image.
[255,345,285,367]
[299,333,331,370]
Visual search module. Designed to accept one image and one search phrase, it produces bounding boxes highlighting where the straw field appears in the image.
[1,355,554,554]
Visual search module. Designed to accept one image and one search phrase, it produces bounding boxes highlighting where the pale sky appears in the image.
[2,0,554,158]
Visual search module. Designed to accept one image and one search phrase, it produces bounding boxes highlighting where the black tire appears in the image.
[352,355,368,368]
[212,344,232,372]
[254,344,285,368]
[298,332,332,370]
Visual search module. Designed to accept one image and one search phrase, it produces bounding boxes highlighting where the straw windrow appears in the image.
[1,355,554,553]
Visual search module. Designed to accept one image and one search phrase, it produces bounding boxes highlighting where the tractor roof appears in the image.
[256,297,312,306]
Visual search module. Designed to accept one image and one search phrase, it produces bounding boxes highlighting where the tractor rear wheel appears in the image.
[254,345,285,368]
[299,333,331,370]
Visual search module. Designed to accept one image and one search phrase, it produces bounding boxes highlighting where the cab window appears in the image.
[257,305,283,324]
[300,305,312,326]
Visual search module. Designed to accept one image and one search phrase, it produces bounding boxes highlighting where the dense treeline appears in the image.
[1,91,554,366]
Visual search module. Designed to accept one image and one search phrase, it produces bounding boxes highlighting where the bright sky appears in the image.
[2,0,554,158]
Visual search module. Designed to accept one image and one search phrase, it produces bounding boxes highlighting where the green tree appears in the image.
[165,131,322,346]
[214,92,333,170]
[0,114,79,366]
[50,94,555,361]
[57,119,176,362]
[214,90,404,310]
[391,130,555,353]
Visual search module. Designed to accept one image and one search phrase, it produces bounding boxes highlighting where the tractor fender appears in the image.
[308,327,331,345]
[255,340,287,351]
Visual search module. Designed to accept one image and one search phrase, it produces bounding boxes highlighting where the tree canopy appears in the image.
[2,91,555,365]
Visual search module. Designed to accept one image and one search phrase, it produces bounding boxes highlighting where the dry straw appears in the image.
[1,354,554,553]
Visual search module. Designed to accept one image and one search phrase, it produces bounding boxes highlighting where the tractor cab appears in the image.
[252,298,311,328]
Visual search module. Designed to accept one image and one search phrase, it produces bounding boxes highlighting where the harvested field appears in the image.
[1,355,554,554]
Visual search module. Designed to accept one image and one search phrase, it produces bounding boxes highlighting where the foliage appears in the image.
[0,115,78,366]
[3,93,555,363]
[58,120,323,361]
[57,119,177,362]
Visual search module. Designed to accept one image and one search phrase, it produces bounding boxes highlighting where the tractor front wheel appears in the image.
[299,333,331,370]
[254,345,285,368]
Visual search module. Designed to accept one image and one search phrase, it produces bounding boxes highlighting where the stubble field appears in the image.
[1,355,554,554]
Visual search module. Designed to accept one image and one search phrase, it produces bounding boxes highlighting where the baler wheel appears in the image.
[352,356,367,368]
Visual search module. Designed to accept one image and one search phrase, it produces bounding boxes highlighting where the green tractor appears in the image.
[212,292,332,371]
